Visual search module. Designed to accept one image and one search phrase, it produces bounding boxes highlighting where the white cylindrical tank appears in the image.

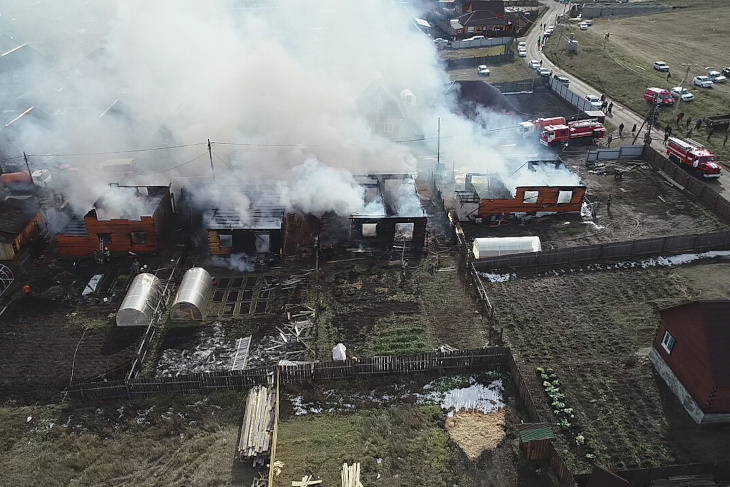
[472,236,542,259]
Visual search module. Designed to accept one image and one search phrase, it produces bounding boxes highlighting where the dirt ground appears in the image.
[457,152,729,248]
[482,261,730,473]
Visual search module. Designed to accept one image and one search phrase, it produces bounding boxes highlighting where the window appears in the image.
[661,331,676,354]
[395,223,414,241]
[523,191,539,204]
[219,234,233,248]
[130,232,146,245]
[362,223,378,238]
[98,233,112,245]
[383,122,393,134]
[467,26,475,32]
[558,190,573,204]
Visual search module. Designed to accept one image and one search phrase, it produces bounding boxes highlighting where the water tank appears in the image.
[472,237,542,259]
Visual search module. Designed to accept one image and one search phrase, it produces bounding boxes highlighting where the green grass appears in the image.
[273,405,450,487]
[369,323,432,356]
[440,45,506,60]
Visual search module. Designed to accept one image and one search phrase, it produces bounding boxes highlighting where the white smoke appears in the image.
[211,253,255,273]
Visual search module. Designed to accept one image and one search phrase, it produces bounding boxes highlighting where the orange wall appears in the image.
[478,186,586,219]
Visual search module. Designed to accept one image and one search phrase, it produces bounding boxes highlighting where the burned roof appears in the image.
[0,195,40,243]
[92,185,168,221]
[58,214,89,237]
[660,300,730,387]
[351,174,425,218]
[205,191,284,231]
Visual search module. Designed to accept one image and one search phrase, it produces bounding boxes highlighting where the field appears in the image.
[483,262,730,474]
[543,2,730,162]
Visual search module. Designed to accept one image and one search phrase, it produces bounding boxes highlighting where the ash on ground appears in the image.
[156,322,236,377]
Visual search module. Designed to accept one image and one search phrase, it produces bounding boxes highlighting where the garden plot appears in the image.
[274,372,545,487]
[482,262,730,473]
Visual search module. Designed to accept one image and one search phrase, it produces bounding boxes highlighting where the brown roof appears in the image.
[457,9,510,27]
[660,300,730,387]
[586,465,628,487]
[0,195,40,243]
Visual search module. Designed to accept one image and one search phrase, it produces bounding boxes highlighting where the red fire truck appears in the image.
[666,137,722,178]
[540,120,607,146]
[518,116,566,137]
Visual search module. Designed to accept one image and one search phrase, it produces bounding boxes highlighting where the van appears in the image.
[644,87,674,106]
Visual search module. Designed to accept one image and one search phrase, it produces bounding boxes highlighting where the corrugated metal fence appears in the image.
[586,145,644,162]
[549,77,596,112]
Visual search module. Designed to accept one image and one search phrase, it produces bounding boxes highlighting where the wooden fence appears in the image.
[643,144,730,222]
[471,230,730,271]
[574,460,730,486]
[443,52,514,70]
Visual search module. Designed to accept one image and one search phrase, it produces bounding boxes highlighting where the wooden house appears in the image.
[650,300,730,424]
[0,195,44,261]
[447,1,515,38]
[55,184,173,258]
[454,160,586,223]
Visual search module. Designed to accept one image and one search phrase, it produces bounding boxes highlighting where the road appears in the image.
[518,0,730,200]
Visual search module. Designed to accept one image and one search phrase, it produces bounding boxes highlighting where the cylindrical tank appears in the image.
[472,236,542,259]
[1,172,32,187]
[116,273,163,327]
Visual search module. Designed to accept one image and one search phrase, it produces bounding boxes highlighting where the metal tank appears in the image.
[170,267,212,321]
[116,273,163,327]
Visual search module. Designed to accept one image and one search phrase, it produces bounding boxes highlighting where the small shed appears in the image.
[473,236,541,259]
[116,273,163,327]
[517,423,554,460]
[170,267,212,321]
[650,300,730,424]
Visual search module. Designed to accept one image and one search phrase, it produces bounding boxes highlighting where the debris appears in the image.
[237,385,276,467]
[658,195,666,203]
[231,336,252,371]
[438,344,458,353]
[292,476,322,486]
[341,462,363,487]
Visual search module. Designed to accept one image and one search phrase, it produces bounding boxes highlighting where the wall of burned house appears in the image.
[349,216,427,251]
[0,211,44,261]
[208,229,283,257]
[282,213,321,260]
[478,186,586,220]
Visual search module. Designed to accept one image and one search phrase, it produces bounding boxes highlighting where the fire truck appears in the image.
[666,137,722,178]
[518,117,566,137]
[539,120,607,146]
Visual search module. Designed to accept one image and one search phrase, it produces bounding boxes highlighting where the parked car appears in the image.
[529,59,541,69]
[585,94,602,109]
[707,70,727,83]
[723,67,730,77]
[433,38,449,47]
[670,86,694,102]
[693,76,714,88]
[464,35,485,41]
[583,19,593,26]
[544,29,553,37]
[653,61,670,72]
[555,75,570,85]
[518,41,526,48]
[579,23,589,30]
[477,65,490,76]
[538,67,551,77]
[518,48,527,57]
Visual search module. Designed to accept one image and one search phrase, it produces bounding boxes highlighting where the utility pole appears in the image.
[673,63,693,117]
[437,117,441,166]
[207,139,215,181]
[23,152,33,185]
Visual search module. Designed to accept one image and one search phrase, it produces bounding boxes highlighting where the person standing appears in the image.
[685,117,692,129]
[607,102,614,114]
[23,284,32,296]
[676,112,684,125]
[606,134,613,147]
[667,71,671,81]
[663,131,670,145]
[696,118,703,130]
[724,133,729,146]
[619,123,624,137]
[632,123,637,135]
[707,128,714,141]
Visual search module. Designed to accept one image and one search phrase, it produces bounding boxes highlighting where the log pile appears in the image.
[341,462,363,487]
[237,385,276,466]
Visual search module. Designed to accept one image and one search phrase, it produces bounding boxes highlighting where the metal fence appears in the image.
[586,145,644,162]
[643,144,730,222]
[549,77,596,113]
[448,37,512,50]
[443,52,514,69]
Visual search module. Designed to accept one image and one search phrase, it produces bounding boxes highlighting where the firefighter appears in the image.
[103,247,111,262]
[131,259,141,275]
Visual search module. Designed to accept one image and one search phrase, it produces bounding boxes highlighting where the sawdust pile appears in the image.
[445,409,506,460]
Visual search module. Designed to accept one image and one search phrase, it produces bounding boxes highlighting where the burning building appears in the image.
[454,159,586,223]
[348,174,427,252]
[0,194,44,262]
[55,184,173,258]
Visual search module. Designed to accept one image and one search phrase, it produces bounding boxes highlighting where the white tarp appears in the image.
[332,343,347,361]
[473,237,542,259]
[82,274,104,296]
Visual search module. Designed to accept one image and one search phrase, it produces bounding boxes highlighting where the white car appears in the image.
[583,19,593,26]
[433,38,449,47]
[544,29,553,37]
[555,76,570,85]
[477,65,490,76]
[529,59,541,69]
[465,35,485,41]
[518,48,527,57]
[585,94,602,109]
[579,23,589,30]
[537,67,551,77]
[653,61,670,72]
[670,86,694,102]
[518,41,526,48]
[707,70,727,83]
[693,76,714,88]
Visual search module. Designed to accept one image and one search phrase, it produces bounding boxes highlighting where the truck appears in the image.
[539,119,607,146]
[703,113,730,129]
[0,170,53,188]
[518,117,566,137]
[644,87,674,106]
[666,137,722,179]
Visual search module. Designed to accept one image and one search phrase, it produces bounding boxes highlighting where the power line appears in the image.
[146,151,210,174]
[23,142,207,158]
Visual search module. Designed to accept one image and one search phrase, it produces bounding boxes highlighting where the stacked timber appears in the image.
[237,385,276,466]
[651,475,718,486]
[341,463,363,487]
